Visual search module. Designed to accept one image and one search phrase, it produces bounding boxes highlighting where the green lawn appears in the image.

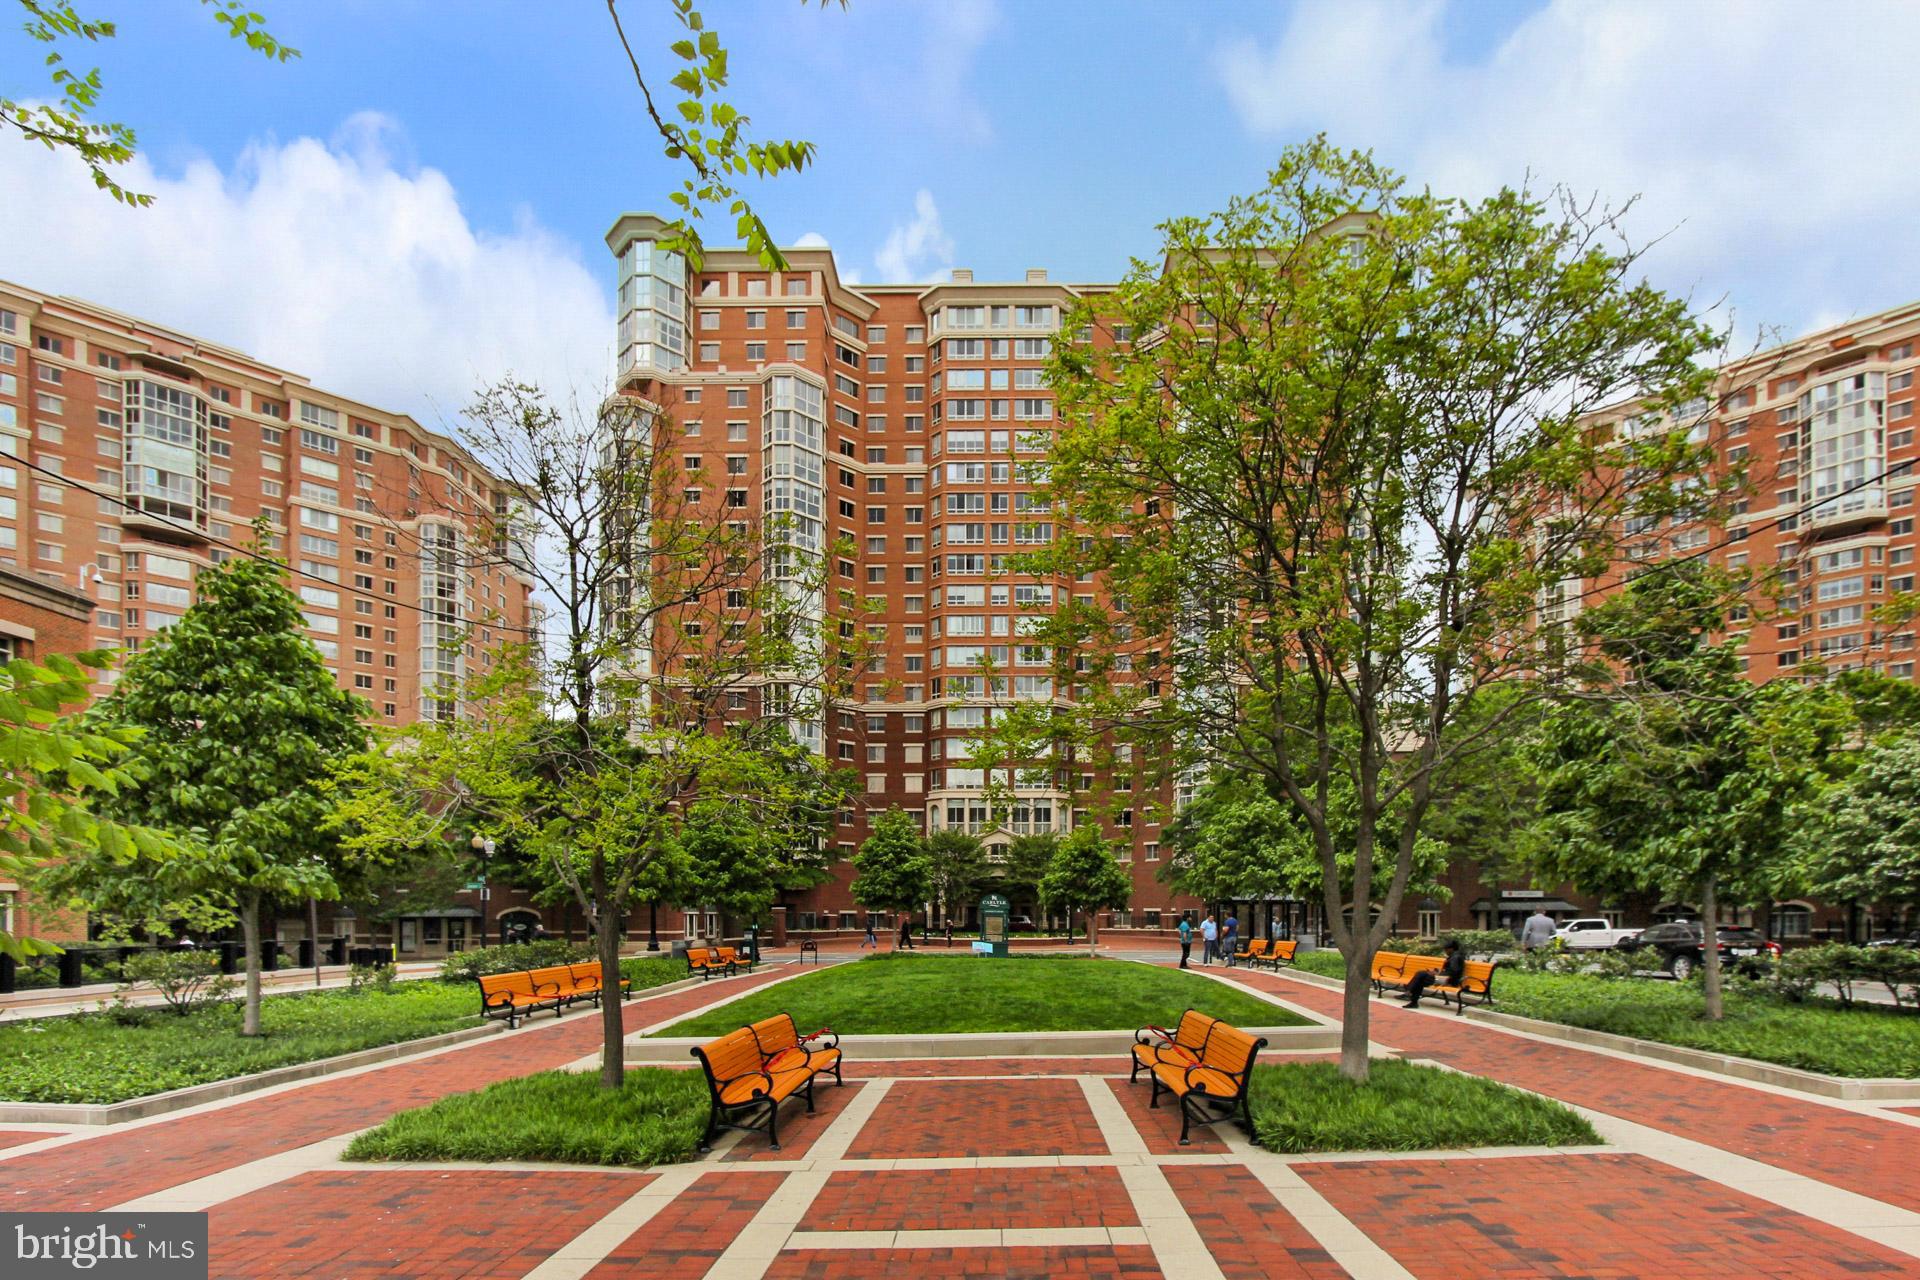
[345,1067,708,1167]
[655,952,1309,1036]
[0,983,481,1104]
[1248,1059,1599,1153]
[1292,948,1920,1079]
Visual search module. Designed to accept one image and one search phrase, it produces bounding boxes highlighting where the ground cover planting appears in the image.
[1248,1058,1601,1153]
[1292,948,1920,1078]
[344,1067,708,1167]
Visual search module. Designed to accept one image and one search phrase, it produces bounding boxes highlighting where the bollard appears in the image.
[260,940,280,971]
[297,938,316,968]
[327,937,347,965]
[58,947,85,987]
[0,952,14,994]
[218,941,241,975]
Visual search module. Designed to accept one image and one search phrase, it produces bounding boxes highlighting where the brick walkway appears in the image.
[1206,964,1920,1217]
[3,957,1918,1278]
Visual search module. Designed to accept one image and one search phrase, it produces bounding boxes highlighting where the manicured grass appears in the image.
[0,983,480,1104]
[1292,947,1920,1078]
[655,952,1309,1036]
[344,1067,708,1168]
[1248,1059,1599,1153]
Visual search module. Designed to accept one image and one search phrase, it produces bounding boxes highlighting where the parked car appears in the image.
[1619,922,1780,979]
[1008,915,1036,933]
[1553,918,1643,950]
[1865,932,1920,950]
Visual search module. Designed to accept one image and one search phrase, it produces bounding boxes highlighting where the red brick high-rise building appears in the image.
[0,280,537,950]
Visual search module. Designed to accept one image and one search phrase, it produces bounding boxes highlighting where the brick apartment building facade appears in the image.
[603,216,1920,948]
[0,281,538,952]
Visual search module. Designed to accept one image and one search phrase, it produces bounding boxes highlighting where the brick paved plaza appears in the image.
[2,959,1916,1279]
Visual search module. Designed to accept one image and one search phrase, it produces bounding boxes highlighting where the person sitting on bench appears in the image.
[1402,939,1464,1008]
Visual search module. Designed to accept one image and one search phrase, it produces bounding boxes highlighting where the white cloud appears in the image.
[0,111,613,427]
[872,190,956,284]
[919,0,1000,145]
[1216,0,1920,340]
[792,231,831,249]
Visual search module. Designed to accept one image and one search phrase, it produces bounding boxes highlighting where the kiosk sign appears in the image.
[976,893,1010,957]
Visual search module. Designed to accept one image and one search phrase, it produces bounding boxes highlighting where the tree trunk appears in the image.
[239,889,263,1037]
[592,855,625,1090]
[1339,944,1372,1082]
[1700,873,1723,1022]
[308,896,323,989]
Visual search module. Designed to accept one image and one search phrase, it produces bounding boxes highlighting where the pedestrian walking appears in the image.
[861,917,878,949]
[1521,908,1557,953]
[1223,913,1239,966]
[1177,914,1193,969]
[1200,913,1218,965]
[898,917,915,950]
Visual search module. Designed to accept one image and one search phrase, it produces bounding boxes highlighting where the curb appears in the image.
[624,1023,1340,1062]
[0,1021,507,1125]
[1272,963,1920,1102]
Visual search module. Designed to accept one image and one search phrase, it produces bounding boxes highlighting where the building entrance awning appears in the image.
[400,907,483,920]
[1469,896,1581,914]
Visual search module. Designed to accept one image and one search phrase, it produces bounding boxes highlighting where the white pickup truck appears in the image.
[1553,918,1643,950]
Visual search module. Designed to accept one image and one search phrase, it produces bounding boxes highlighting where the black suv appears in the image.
[1619,922,1780,979]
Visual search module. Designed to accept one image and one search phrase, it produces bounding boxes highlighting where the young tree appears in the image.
[850,808,931,924]
[1524,567,1852,1017]
[988,139,1730,1079]
[3,652,170,958]
[1038,824,1133,953]
[998,832,1058,914]
[78,549,368,1034]
[331,382,856,1087]
[925,829,989,927]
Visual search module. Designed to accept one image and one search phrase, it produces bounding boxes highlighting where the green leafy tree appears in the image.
[1038,824,1133,952]
[2,652,171,959]
[925,828,988,925]
[76,548,368,1034]
[3,1,296,206]
[997,832,1057,910]
[605,0,839,269]
[850,808,931,922]
[330,384,856,1087]
[1793,732,1920,918]
[981,139,1729,1080]
[1524,567,1852,1017]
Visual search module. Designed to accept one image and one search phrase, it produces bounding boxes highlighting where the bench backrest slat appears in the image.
[749,1013,800,1060]
[479,971,536,998]
[1172,1008,1218,1056]
[1272,940,1297,961]
[697,1028,764,1084]
[1200,1023,1263,1078]
[528,964,573,989]
[567,962,603,987]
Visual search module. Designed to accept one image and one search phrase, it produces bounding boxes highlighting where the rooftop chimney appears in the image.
[1026,268,1048,282]
[950,268,974,283]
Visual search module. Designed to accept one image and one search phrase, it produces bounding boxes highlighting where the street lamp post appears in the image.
[470,836,495,947]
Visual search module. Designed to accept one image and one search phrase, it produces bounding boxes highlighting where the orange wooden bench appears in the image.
[715,945,756,974]
[1232,938,1273,967]
[692,1022,831,1151]
[566,960,632,1004]
[748,1013,842,1085]
[1144,1018,1268,1145]
[1262,939,1298,969]
[1131,1008,1220,1084]
[476,970,563,1028]
[686,947,734,981]
[1429,959,1498,1015]
[1369,951,1443,996]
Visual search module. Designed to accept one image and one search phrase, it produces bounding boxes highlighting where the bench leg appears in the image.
[1148,1075,1161,1109]
[699,1102,719,1153]
[1129,1055,1140,1084]
[804,1073,817,1114]
[1177,1095,1195,1146]
[764,1098,781,1151]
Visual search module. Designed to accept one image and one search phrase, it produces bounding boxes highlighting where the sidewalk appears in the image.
[4,951,1917,1276]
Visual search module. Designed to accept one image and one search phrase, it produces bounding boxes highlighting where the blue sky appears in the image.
[3,1,1916,422]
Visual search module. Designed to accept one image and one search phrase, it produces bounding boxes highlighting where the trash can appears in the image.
[297,939,315,968]
[260,940,280,972]
[58,948,86,987]
[218,941,241,975]
[0,952,14,994]
[326,937,348,965]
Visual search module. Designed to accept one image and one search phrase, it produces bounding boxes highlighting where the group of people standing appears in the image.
[1175,910,1243,968]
